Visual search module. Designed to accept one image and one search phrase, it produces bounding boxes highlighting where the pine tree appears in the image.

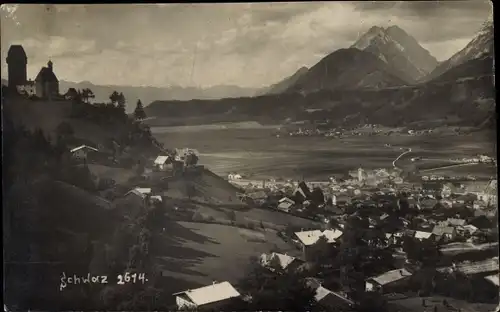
[109,91,120,106]
[116,92,126,115]
[133,99,146,120]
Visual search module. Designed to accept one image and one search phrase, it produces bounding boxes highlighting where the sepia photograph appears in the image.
[1,2,498,311]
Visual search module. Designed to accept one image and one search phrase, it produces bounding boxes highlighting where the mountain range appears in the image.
[146,20,494,128]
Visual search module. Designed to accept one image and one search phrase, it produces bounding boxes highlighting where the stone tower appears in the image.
[6,45,27,88]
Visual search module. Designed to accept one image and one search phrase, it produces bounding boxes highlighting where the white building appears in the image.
[153,155,171,170]
[173,281,240,310]
[365,269,412,293]
[70,145,98,160]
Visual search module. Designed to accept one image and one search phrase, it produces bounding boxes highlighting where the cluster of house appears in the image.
[169,175,498,310]
[455,155,495,164]
[149,148,200,174]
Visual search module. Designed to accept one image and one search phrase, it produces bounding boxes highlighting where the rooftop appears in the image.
[154,155,170,165]
[369,268,412,286]
[125,187,152,198]
[484,274,499,286]
[414,231,434,240]
[294,229,343,246]
[173,281,240,306]
[260,252,297,270]
[70,145,99,153]
[432,225,455,236]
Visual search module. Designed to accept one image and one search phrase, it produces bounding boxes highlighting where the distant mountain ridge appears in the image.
[424,20,494,82]
[285,48,408,93]
[57,80,263,112]
[351,25,439,82]
[1,78,263,112]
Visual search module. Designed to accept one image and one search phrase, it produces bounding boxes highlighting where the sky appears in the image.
[0,2,493,88]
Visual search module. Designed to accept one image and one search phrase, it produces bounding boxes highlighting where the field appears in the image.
[195,204,321,230]
[87,164,136,184]
[154,221,299,296]
[388,296,498,312]
[153,126,495,180]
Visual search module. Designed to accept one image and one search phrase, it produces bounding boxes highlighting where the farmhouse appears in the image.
[306,278,355,310]
[173,281,241,310]
[277,197,295,212]
[153,155,173,171]
[432,225,457,241]
[365,269,413,293]
[294,229,343,260]
[413,231,435,241]
[64,87,79,100]
[70,145,98,160]
[259,252,303,272]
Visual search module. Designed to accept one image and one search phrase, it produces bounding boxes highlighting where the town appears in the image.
[2,3,497,312]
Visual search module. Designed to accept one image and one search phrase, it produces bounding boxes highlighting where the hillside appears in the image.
[424,20,493,82]
[351,25,438,82]
[58,80,263,112]
[160,167,244,206]
[285,48,408,93]
[146,74,494,128]
[259,66,309,95]
[428,55,494,84]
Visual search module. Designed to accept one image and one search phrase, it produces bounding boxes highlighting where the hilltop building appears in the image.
[6,45,27,89]
[6,45,60,99]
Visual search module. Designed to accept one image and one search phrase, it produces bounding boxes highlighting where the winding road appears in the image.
[392,147,412,169]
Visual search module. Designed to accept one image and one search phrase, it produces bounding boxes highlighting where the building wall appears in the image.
[35,81,59,98]
[72,150,87,159]
[175,296,196,310]
[7,59,27,88]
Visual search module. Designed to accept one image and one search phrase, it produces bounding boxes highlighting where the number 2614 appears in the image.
[117,272,146,284]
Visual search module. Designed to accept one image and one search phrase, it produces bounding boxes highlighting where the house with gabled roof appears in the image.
[70,145,99,161]
[365,268,413,293]
[306,277,355,310]
[260,252,303,273]
[153,155,172,171]
[294,229,343,260]
[173,281,241,310]
[432,225,457,241]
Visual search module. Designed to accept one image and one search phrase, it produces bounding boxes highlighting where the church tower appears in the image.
[6,45,28,88]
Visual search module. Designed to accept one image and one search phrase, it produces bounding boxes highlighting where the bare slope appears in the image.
[286,48,408,93]
[161,167,244,205]
[352,25,438,82]
[424,20,494,82]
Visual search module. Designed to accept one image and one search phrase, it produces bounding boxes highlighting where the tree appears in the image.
[184,152,199,166]
[236,257,318,311]
[81,88,95,104]
[55,121,74,142]
[109,91,120,106]
[117,92,126,115]
[133,100,146,120]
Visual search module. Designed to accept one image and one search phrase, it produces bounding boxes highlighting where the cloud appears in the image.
[1,3,493,88]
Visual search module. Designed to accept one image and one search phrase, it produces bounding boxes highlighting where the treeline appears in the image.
[69,89,146,122]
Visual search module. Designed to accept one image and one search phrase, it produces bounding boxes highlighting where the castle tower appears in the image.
[6,45,28,88]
